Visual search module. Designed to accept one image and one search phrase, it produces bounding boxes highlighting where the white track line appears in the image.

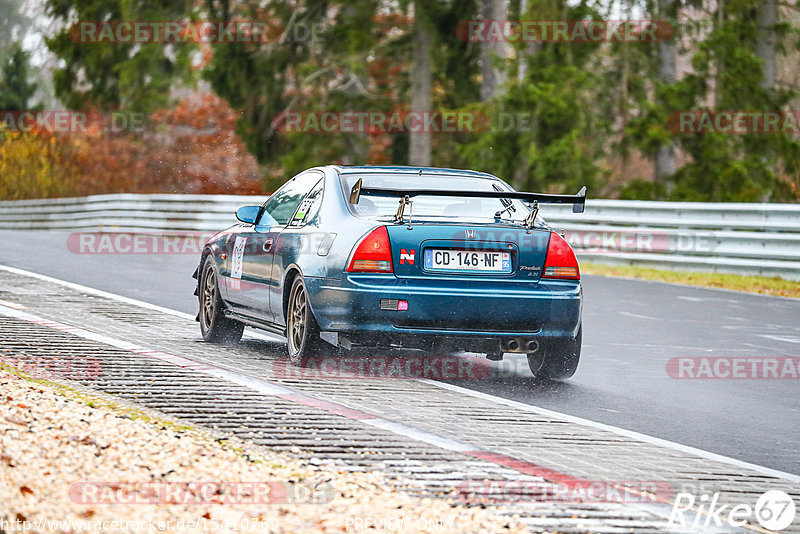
[0,303,488,457]
[0,264,282,343]
[0,264,195,319]
[1,263,799,485]
[422,380,800,484]
[0,299,762,533]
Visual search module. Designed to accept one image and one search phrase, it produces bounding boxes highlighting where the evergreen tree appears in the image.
[0,44,40,111]
[45,0,196,112]
[458,0,607,193]
[627,0,799,200]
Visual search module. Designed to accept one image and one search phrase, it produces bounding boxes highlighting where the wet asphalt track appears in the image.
[1,229,798,475]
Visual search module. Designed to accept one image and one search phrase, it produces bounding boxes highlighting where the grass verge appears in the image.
[580,262,800,299]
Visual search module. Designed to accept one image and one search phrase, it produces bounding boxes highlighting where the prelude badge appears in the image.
[465,229,476,239]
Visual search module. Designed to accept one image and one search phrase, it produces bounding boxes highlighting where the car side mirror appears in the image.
[235,206,261,224]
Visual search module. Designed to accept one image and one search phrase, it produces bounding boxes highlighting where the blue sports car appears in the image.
[194,165,586,379]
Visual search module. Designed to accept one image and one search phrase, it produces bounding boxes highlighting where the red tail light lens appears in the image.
[346,226,393,273]
[543,231,580,280]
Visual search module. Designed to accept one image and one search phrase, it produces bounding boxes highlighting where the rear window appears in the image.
[340,174,532,223]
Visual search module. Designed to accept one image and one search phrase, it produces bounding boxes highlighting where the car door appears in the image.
[268,177,325,327]
[218,222,257,308]
[235,171,324,322]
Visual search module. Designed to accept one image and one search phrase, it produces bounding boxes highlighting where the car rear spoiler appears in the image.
[349,178,587,214]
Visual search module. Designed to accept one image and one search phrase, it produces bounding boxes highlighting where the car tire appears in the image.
[199,257,244,344]
[286,276,327,366]
[527,327,581,380]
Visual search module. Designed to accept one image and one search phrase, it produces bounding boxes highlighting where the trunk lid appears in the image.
[386,222,550,282]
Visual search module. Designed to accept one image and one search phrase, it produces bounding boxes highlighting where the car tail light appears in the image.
[347,226,393,273]
[543,231,580,280]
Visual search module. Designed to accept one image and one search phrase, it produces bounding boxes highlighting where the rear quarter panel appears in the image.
[271,168,375,325]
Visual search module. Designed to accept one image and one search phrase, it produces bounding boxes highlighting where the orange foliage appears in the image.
[0,91,264,200]
[145,92,263,194]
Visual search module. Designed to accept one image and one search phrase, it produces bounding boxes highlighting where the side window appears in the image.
[289,179,323,227]
[261,172,322,225]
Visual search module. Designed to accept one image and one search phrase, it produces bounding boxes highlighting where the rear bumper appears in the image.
[305,274,582,344]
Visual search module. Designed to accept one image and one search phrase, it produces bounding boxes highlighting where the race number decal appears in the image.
[230,236,247,290]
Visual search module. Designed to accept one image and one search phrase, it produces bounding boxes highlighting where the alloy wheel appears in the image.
[289,284,307,357]
[201,267,216,331]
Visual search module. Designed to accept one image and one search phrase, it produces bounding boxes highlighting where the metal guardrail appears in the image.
[538,201,800,280]
[0,194,798,280]
[0,194,269,232]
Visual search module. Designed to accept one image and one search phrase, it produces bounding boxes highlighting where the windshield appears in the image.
[341,174,533,223]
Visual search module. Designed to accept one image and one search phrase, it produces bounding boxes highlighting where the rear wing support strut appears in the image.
[394,195,412,225]
[523,201,539,231]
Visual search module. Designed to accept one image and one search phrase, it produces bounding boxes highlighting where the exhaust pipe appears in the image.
[501,338,539,353]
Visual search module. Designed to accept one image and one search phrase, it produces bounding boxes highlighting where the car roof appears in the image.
[331,165,498,180]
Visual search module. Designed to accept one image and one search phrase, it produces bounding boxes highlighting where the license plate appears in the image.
[423,249,511,273]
